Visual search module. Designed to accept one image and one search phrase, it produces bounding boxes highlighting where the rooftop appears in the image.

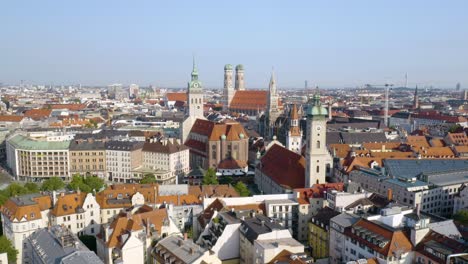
[8,134,71,150]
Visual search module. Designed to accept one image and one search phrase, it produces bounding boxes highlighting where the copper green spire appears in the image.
[191,55,198,81]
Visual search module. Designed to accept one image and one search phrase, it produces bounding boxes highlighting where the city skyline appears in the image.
[1,0,467,88]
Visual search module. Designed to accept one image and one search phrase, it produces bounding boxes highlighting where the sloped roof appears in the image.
[217,158,248,170]
[415,231,468,263]
[52,192,87,217]
[0,115,24,122]
[44,104,87,111]
[294,183,344,204]
[1,194,51,221]
[24,109,52,120]
[260,144,305,190]
[166,93,187,102]
[345,218,413,257]
[189,119,248,141]
[107,207,169,248]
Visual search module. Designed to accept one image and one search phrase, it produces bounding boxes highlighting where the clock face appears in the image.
[193,83,199,88]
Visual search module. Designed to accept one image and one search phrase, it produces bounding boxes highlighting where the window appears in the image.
[316,140,320,148]
[316,166,319,173]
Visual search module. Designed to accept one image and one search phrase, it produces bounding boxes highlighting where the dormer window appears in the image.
[30,213,35,219]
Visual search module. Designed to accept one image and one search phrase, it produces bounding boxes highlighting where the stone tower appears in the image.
[286,104,302,153]
[266,70,281,139]
[235,64,245,91]
[223,64,234,111]
[305,91,329,187]
[413,85,419,109]
[187,58,204,118]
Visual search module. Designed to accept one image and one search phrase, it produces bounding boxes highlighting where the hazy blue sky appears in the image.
[1,0,467,89]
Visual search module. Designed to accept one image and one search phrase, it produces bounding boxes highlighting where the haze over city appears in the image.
[1,0,467,88]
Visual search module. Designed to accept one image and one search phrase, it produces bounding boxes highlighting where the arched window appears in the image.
[316,140,320,149]
[316,165,320,173]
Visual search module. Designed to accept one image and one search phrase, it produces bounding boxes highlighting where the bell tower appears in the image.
[286,104,302,153]
[305,90,328,187]
[223,64,234,111]
[187,57,204,119]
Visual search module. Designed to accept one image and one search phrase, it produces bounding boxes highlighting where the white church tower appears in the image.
[286,104,302,153]
[187,58,204,118]
[305,91,329,187]
[181,58,205,143]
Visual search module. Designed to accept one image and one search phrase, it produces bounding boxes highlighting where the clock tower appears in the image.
[305,91,329,187]
[187,58,204,119]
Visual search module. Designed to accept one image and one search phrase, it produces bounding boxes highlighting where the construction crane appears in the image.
[364,83,394,127]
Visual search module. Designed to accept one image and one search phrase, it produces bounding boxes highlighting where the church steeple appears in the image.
[191,56,198,81]
[286,104,302,153]
[413,85,419,109]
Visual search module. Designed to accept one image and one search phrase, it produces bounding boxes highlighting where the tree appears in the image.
[234,182,250,197]
[41,177,65,191]
[140,173,156,184]
[24,182,39,193]
[453,210,468,225]
[3,183,29,197]
[219,176,233,185]
[0,236,18,262]
[84,176,105,192]
[68,175,104,193]
[202,168,218,185]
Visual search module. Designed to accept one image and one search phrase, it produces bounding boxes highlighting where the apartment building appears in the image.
[141,138,189,185]
[0,194,52,264]
[105,140,144,183]
[50,191,101,236]
[239,214,300,264]
[69,139,106,178]
[308,207,340,260]
[293,183,344,242]
[153,236,222,264]
[96,206,180,264]
[24,225,103,264]
[6,133,71,181]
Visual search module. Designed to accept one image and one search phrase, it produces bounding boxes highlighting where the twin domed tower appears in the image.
[223,64,245,111]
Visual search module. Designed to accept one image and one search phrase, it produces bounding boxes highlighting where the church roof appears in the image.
[259,144,305,190]
[189,119,248,141]
[229,90,282,111]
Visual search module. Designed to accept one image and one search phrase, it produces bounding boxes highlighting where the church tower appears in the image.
[223,64,234,111]
[286,104,302,153]
[181,58,205,143]
[235,64,245,91]
[305,91,329,187]
[266,70,281,139]
[187,58,204,119]
[413,85,419,109]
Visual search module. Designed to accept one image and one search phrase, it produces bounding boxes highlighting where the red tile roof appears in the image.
[189,119,248,141]
[217,158,248,169]
[24,109,52,120]
[0,115,24,122]
[166,93,187,102]
[345,218,413,257]
[259,144,305,190]
[229,90,282,111]
[294,183,344,204]
[44,104,87,111]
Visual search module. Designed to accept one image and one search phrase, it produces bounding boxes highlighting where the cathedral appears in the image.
[222,65,283,122]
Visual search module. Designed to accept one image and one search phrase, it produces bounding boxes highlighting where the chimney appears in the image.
[60,192,65,197]
[189,247,194,255]
[146,218,150,236]
[183,233,188,241]
[52,190,57,206]
[387,188,393,201]
[178,239,183,246]
[261,220,265,226]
